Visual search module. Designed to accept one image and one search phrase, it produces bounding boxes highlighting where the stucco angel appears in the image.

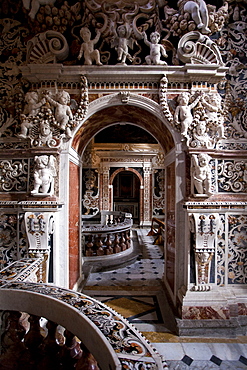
[191,153,212,196]
[111,24,135,65]
[31,155,56,195]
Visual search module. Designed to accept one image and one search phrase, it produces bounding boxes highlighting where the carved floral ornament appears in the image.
[19,0,229,66]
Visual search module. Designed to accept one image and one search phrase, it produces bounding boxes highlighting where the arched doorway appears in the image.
[111,169,142,224]
[70,94,184,307]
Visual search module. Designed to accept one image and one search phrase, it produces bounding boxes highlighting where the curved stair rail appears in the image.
[0,260,168,369]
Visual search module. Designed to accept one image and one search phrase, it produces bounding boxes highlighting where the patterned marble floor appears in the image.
[82,228,247,369]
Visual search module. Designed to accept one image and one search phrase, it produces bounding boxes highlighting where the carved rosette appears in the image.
[189,213,220,291]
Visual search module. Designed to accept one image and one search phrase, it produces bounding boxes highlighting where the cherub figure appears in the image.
[18,91,46,138]
[192,153,213,195]
[180,0,211,34]
[201,93,226,139]
[31,155,56,195]
[174,92,201,139]
[111,24,134,65]
[77,27,102,66]
[24,91,46,116]
[143,31,168,65]
[45,90,73,131]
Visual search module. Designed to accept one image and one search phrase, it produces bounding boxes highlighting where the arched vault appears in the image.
[72,105,175,155]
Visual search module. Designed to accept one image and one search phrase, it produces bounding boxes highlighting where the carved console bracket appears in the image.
[189,213,220,291]
[24,212,55,282]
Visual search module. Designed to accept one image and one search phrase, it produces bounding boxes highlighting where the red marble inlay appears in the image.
[182,306,230,320]
[69,161,80,289]
[166,162,176,293]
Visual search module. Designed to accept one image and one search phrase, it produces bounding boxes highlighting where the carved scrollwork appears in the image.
[177,31,224,65]
[26,30,69,64]
[217,160,247,193]
[0,159,29,192]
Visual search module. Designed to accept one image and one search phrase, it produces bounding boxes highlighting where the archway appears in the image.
[69,95,183,303]
[110,168,143,224]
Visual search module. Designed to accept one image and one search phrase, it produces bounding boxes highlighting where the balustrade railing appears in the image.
[0,259,167,369]
[0,311,99,370]
[82,211,133,257]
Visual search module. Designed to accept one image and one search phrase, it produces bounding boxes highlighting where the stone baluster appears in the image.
[38,320,61,369]
[85,235,94,256]
[113,233,121,253]
[24,314,43,365]
[95,234,104,256]
[105,234,113,255]
[60,329,82,369]
[0,311,27,370]
[75,346,100,370]
[120,233,126,251]
[125,231,130,249]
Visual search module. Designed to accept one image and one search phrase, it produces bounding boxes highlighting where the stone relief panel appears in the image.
[217,159,247,193]
[0,159,29,192]
[81,169,99,215]
[217,2,247,144]
[228,214,247,284]
[217,215,226,287]
[14,76,89,148]
[153,168,165,216]
[0,213,28,270]
[0,0,231,143]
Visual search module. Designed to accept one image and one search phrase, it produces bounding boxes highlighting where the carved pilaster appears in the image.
[143,167,152,224]
[100,166,110,211]
[189,213,220,291]
[25,212,55,282]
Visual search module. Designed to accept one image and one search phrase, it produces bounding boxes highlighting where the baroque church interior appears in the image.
[0,0,247,368]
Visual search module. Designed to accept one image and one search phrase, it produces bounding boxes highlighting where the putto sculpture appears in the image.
[77,27,102,66]
[111,24,135,65]
[142,31,168,65]
[191,153,213,196]
[31,155,56,195]
[174,92,201,139]
[45,90,73,131]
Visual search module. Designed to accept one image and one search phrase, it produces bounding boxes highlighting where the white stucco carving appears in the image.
[201,93,226,140]
[191,153,213,196]
[182,0,211,34]
[174,92,201,139]
[189,213,220,290]
[78,27,102,66]
[111,24,135,65]
[143,31,168,65]
[31,155,56,196]
[177,31,224,65]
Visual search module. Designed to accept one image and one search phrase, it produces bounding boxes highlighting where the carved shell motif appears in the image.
[177,31,224,65]
[26,30,69,64]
